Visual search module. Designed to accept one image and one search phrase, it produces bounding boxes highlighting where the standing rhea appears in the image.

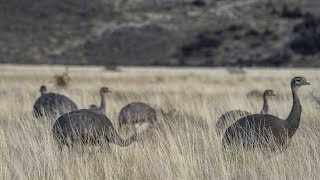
[53,109,142,148]
[33,85,78,118]
[88,87,111,114]
[222,76,310,150]
[118,102,157,129]
[216,90,276,134]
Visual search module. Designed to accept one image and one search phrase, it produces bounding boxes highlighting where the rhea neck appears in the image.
[40,90,47,96]
[260,95,269,114]
[115,134,137,147]
[109,130,138,147]
[100,93,106,113]
[286,85,302,137]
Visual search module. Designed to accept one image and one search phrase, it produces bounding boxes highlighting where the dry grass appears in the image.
[0,64,319,179]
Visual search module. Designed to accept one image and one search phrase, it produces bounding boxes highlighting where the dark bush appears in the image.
[235,52,291,67]
[190,0,206,7]
[280,4,304,18]
[289,15,320,55]
[180,31,221,58]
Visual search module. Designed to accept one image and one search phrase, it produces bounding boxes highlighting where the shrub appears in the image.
[54,67,71,87]
[104,64,120,71]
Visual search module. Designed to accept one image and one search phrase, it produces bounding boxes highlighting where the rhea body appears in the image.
[33,85,78,118]
[53,87,140,148]
[216,90,276,131]
[88,105,104,114]
[118,102,156,128]
[222,76,310,149]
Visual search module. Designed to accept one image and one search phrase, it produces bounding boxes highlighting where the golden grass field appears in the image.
[0,64,319,179]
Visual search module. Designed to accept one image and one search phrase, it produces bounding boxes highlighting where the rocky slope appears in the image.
[0,0,319,67]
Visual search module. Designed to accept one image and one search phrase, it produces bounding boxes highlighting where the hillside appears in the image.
[0,0,319,67]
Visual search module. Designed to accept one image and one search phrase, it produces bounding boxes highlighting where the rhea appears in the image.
[118,102,157,129]
[88,87,111,114]
[53,87,142,148]
[216,90,276,133]
[222,76,310,150]
[33,85,78,118]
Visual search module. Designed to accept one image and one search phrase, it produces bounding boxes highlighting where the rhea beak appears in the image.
[304,82,311,85]
[271,93,276,96]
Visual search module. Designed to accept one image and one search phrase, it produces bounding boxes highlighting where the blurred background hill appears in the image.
[0,0,319,67]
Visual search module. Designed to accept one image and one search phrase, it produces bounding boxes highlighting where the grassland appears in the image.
[0,65,319,179]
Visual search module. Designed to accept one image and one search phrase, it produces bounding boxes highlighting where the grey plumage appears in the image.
[216,90,276,133]
[33,85,78,118]
[222,76,310,150]
[216,110,252,133]
[53,109,140,148]
[88,104,105,114]
[118,102,156,128]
